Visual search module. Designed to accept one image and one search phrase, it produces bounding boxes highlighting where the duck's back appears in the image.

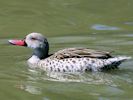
[49,48,112,59]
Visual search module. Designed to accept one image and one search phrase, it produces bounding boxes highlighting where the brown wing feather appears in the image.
[50,48,112,59]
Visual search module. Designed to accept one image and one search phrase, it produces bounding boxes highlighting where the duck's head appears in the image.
[9,32,49,59]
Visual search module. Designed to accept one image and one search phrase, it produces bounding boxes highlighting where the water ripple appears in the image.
[91,24,121,30]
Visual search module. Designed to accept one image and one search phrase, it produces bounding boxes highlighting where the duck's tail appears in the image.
[100,56,132,71]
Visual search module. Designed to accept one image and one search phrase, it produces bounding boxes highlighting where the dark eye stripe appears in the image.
[31,37,37,40]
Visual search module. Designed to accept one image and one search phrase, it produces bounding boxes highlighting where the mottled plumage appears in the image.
[49,48,112,59]
[9,32,131,73]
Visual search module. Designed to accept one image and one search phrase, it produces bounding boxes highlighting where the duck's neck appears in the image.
[28,42,49,66]
[28,42,49,65]
[28,48,48,65]
[33,47,49,59]
[28,55,41,67]
[33,41,49,59]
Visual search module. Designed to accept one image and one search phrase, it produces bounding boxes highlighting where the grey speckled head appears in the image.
[25,32,49,59]
[25,32,48,49]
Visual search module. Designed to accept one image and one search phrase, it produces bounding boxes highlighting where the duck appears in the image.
[8,32,131,72]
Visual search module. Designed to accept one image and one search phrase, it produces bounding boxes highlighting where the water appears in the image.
[0,0,133,100]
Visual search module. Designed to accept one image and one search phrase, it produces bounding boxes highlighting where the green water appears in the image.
[0,0,133,100]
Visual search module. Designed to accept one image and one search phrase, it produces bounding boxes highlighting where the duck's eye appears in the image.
[31,37,37,40]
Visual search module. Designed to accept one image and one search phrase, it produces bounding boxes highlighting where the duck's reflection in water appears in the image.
[16,68,118,95]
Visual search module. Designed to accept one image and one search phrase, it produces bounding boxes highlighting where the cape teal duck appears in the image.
[9,32,131,72]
